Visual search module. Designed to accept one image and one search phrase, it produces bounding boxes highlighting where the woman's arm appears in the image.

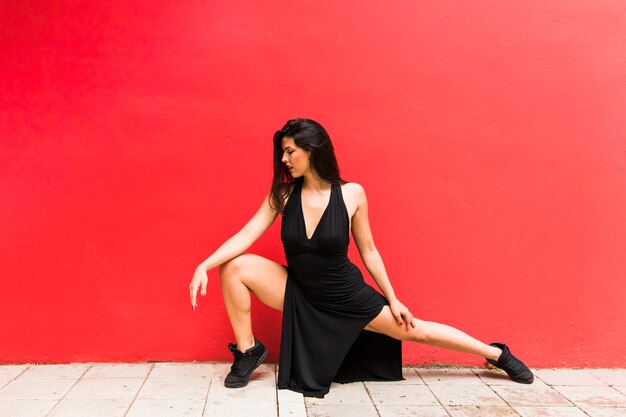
[189,191,279,309]
[197,191,279,272]
[349,183,396,300]
[349,183,415,329]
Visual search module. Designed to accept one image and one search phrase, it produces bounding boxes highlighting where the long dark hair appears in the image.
[270,118,347,214]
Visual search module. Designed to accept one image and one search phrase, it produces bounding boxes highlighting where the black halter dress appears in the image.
[277,180,403,398]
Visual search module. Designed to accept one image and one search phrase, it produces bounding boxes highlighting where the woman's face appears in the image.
[281,136,311,178]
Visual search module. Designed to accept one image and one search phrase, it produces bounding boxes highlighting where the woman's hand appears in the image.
[388,298,415,331]
[189,266,208,311]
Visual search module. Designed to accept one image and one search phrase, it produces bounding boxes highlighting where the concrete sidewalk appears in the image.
[0,363,624,417]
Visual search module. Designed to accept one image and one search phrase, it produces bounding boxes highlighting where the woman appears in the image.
[189,118,533,398]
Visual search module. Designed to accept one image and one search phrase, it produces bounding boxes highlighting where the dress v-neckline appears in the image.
[300,183,333,241]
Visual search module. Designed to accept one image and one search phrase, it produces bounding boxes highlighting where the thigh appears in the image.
[364,305,421,341]
[219,253,288,312]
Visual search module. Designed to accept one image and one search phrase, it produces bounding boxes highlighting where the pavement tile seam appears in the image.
[551,385,626,407]
[464,376,528,408]
[272,369,280,417]
[509,385,576,408]
[483,382,511,408]
[534,370,607,387]
[609,385,626,398]
[410,366,428,384]
[0,366,26,383]
[83,363,155,379]
[443,404,519,417]
[121,362,154,417]
[13,366,29,382]
[44,400,65,417]
[199,371,212,416]
[41,375,85,417]
[417,374,453,413]
[548,385,577,407]
[78,365,92,380]
[362,381,384,416]
[22,364,92,381]
[472,367,512,385]
[47,366,92,411]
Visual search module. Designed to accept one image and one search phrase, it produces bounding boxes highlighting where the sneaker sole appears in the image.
[224,348,268,389]
[486,361,534,384]
[511,375,534,384]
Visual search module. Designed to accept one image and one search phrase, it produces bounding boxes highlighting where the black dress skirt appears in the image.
[277,180,404,398]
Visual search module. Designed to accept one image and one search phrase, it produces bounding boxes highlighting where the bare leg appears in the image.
[219,253,287,352]
[365,306,502,360]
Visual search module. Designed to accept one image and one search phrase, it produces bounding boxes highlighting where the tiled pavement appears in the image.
[0,364,624,417]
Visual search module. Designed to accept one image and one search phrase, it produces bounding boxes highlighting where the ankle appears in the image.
[487,346,502,361]
[236,336,256,352]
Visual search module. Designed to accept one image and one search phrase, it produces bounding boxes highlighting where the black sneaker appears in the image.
[486,342,534,384]
[224,338,268,388]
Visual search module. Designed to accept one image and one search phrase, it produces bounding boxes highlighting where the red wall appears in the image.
[1,1,625,367]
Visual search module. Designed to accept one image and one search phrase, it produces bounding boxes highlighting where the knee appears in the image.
[219,253,253,281]
[410,320,434,343]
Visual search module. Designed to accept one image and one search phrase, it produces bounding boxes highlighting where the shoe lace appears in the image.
[502,353,526,375]
[231,352,258,374]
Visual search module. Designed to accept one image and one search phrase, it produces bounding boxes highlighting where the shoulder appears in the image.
[340,182,367,206]
[341,181,365,195]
